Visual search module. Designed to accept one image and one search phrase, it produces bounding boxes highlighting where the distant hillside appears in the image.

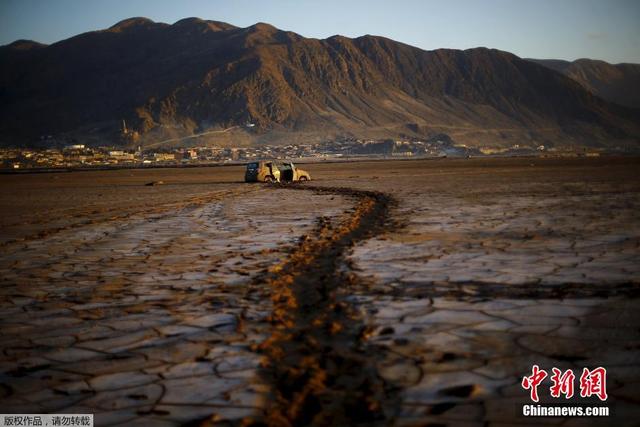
[529,58,640,109]
[1,17,639,149]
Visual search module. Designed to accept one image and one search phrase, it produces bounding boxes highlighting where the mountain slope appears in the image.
[529,58,640,109]
[1,18,639,148]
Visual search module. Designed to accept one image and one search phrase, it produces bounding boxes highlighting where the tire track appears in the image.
[251,185,399,427]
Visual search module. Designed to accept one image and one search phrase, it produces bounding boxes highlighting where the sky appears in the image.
[1,0,639,63]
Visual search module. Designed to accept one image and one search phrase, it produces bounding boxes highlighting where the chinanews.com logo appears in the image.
[520,365,610,417]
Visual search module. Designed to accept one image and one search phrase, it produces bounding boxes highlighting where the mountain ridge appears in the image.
[1,17,639,149]
[527,58,640,109]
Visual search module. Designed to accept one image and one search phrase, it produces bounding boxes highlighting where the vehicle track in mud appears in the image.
[250,185,399,427]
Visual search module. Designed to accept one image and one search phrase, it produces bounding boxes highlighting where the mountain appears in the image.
[1,17,639,149]
[528,58,640,109]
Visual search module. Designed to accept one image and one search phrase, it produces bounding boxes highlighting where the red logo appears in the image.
[550,368,575,399]
[522,365,548,402]
[522,366,607,402]
[579,367,608,401]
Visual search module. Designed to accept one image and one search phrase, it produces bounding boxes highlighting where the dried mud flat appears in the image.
[0,157,639,426]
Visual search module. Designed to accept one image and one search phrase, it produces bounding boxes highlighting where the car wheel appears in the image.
[299,176,308,181]
[264,176,274,183]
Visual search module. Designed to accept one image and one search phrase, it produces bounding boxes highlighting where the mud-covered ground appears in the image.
[0,157,639,426]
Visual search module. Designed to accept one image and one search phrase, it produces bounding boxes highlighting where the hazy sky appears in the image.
[1,0,639,63]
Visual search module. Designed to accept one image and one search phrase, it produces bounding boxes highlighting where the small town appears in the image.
[0,137,607,170]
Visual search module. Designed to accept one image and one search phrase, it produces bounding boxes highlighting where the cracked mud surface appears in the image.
[1,157,639,426]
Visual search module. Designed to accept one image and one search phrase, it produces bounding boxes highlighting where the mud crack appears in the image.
[253,185,397,426]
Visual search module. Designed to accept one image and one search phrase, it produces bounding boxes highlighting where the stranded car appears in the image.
[244,161,280,182]
[244,161,311,183]
[279,162,311,182]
